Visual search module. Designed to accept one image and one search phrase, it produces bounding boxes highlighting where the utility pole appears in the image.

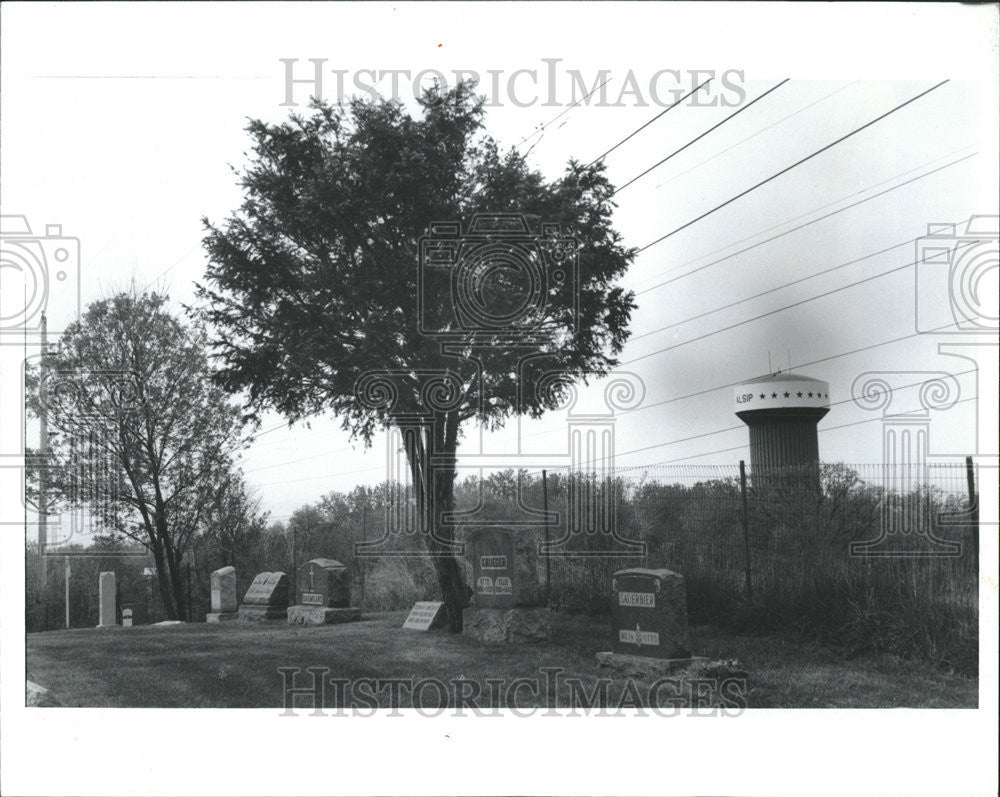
[966,455,978,575]
[39,314,49,591]
[291,524,298,600]
[360,505,367,608]
[542,470,551,605]
[64,557,71,629]
[740,460,753,601]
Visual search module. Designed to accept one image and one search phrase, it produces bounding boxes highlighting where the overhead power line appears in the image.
[630,231,979,345]
[230,163,969,473]
[243,317,972,487]
[649,395,978,465]
[612,78,790,194]
[633,148,976,297]
[635,80,950,254]
[623,259,918,366]
[610,369,977,463]
[515,77,614,148]
[585,77,713,168]
[647,80,861,193]
[619,319,970,417]
[252,464,386,489]
[629,237,913,342]
[244,444,358,474]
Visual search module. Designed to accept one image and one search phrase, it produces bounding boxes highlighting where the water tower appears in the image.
[734,372,830,477]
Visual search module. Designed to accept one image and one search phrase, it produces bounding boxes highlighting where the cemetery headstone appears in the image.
[237,571,289,622]
[463,527,551,644]
[206,565,239,622]
[287,559,361,625]
[596,567,707,675]
[122,608,133,627]
[97,571,117,627]
[402,601,445,631]
[121,602,147,626]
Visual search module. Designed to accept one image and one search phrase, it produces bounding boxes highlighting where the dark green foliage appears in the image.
[196,81,636,629]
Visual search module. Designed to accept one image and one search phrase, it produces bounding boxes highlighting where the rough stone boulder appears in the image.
[463,607,552,644]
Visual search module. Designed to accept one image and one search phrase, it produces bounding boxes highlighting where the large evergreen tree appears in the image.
[197,82,635,630]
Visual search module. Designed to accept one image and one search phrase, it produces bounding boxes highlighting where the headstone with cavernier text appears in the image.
[610,568,691,660]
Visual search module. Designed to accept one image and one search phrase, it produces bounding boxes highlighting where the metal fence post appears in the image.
[360,505,367,609]
[740,460,753,601]
[966,455,978,575]
[542,470,551,606]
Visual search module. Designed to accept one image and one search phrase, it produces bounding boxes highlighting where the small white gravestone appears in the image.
[122,608,133,627]
[403,601,445,631]
[97,571,116,627]
[206,565,239,622]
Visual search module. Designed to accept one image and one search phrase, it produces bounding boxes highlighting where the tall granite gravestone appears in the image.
[237,571,289,622]
[97,571,117,627]
[206,565,239,622]
[596,567,707,675]
[287,559,361,626]
[463,527,551,643]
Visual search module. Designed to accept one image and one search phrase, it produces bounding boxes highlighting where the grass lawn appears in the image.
[26,611,977,709]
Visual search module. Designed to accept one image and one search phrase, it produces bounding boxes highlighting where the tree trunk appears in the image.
[149,538,178,620]
[164,542,187,621]
[428,466,471,632]
[406,409,471,633]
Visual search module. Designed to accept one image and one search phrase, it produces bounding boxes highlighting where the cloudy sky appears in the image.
[2,3,997,531]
